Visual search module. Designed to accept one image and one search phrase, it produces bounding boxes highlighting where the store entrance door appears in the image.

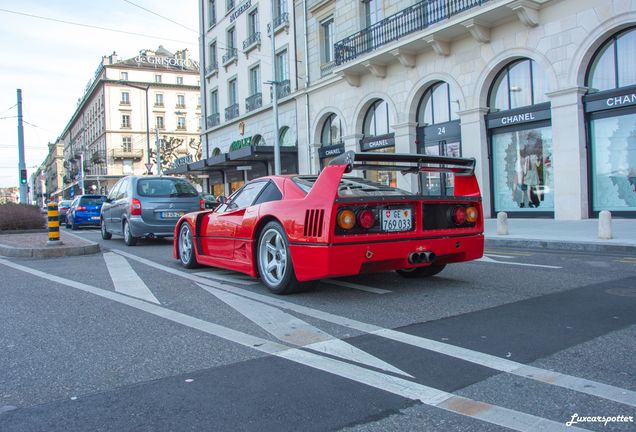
[417,120,461,196]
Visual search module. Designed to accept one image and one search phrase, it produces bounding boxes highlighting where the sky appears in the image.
[0,0,199,188]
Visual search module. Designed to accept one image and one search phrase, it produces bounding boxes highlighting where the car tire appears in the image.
[123,220,137,246]
[396,264,446,279]
[71,217,78,231]
[257,221,300,295]
[178,223,198,268]
[101,218,112,240]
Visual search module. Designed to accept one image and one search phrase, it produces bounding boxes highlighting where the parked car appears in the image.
[100,176,204,246]
[173,151,484,294]
[66,195,107,230]
[58,200,73,224]
[202,194,220,209]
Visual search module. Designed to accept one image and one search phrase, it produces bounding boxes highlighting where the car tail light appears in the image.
[130,198,142,216]
[452,206,467,225]
[466,206,479,223]
[77,206,86,211]
[357,209,375,229]
[337,209,356,230]
[199,198,205,210]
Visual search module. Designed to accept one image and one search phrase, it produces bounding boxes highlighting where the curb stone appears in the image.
[485,238,636,254]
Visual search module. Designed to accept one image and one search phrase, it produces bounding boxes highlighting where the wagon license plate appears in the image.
[161,211,184,219]
[381,208,412,232]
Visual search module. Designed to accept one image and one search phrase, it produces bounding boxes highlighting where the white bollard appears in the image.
[497,212,508,235]
[598,210,612,240]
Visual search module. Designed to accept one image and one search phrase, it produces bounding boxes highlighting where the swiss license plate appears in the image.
[161,211,184,219]
[91,216,100,220]
[381,208,412,232]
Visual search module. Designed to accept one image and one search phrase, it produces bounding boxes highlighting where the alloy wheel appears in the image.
[258,228,287,287]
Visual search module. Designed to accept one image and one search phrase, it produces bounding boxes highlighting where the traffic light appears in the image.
[20,168,27,185]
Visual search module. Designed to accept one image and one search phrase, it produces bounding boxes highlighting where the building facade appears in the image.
[59,47,202,198]
[194,0,636,219]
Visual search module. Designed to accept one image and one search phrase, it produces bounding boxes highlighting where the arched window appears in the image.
[486,58,554,215]
[489,59,548,112]
[417,82,459,125]
[320,113,343,145]
[212,147,221,156]
[252,135,265,146]
[363,99,390,136]
[585,27,636,215]
[587,27,636,92]
[279,126,295,147]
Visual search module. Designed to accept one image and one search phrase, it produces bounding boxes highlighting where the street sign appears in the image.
[145,163,154,174]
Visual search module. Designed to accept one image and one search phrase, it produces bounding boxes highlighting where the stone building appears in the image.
[193,0,636,219]
[59,47,202,198]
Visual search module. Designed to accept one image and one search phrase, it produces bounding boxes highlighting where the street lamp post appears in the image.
[116,81,151,174]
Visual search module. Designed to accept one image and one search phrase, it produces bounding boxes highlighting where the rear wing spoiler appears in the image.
[329,151,476,176]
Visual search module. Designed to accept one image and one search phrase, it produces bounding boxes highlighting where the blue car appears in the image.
[66,194,107,230]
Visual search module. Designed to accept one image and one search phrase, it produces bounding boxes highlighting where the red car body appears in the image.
[174,151,484,293]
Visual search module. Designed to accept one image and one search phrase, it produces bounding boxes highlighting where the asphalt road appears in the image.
[1,227,635,431]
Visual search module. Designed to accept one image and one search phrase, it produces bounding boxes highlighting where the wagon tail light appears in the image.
[76,206,86,211]
[199,198,205,210]
[130,198,142,216]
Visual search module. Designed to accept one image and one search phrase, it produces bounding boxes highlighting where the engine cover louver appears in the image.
[303,209,324,237]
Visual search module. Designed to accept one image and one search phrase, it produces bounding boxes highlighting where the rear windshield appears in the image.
[137,178,198,197]
[293,176,413,197]
[79,196,106,205]
[59,201,72,208]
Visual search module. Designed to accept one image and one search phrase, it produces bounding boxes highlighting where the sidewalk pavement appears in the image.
[484,218,636,253]
[0,219,634,258]
[0,230,100,258]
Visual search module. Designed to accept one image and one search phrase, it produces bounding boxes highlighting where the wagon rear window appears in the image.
[137,178,198,197]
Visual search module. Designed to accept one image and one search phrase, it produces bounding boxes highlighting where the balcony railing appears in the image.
[154,102,164,108]
[207,113,220,128]
[245,93,262,112]
[271,79,291,100]
[243,32,261,51]
[225,103,239,121]
[176,104,186,109]
[334,0,489,65]
[110,148,143,159]
[205,63,218,75]
[222,48,238,64]
[267,12,289,34]
[320,61,336,78]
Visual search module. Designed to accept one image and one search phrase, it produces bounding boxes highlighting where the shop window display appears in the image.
[492,127,554,212]
[590,113,636,211]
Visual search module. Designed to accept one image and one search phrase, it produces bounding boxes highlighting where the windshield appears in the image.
[137,178,198,197]
[293,176,413,197]
[79,196,106,205]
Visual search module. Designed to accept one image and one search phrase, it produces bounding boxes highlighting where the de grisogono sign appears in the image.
[134,55,199,69]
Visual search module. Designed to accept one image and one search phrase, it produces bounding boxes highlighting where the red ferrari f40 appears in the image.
[174,151,484,294]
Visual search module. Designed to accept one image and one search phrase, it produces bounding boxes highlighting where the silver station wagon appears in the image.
[100,176,203,246]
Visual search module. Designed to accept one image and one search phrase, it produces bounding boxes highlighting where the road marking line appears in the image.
[484,254,516,259]
[193,270,260,285]
[111,251,636,408]
[484,250,533,256]
[321,279,392,294]
[206,286,412,377]
[103,252,160,304]
[0,258,586,432]
[477,256,562,269]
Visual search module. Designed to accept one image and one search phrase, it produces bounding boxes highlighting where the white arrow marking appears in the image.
[204,285,412,377]
[103,252,160,304]
[477,255,562,269]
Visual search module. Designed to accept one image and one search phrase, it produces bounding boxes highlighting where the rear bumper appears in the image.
[289,234,484,282]
[128,217,177,237]
[73,214,101,225]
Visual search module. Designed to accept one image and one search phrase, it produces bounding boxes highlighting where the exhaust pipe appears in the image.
[408,251,436,264]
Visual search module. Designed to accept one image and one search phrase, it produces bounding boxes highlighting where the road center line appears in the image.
[321,279,392,294]
[477,256,562,269]
[0,258,585,432]
[110,250,636,408]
